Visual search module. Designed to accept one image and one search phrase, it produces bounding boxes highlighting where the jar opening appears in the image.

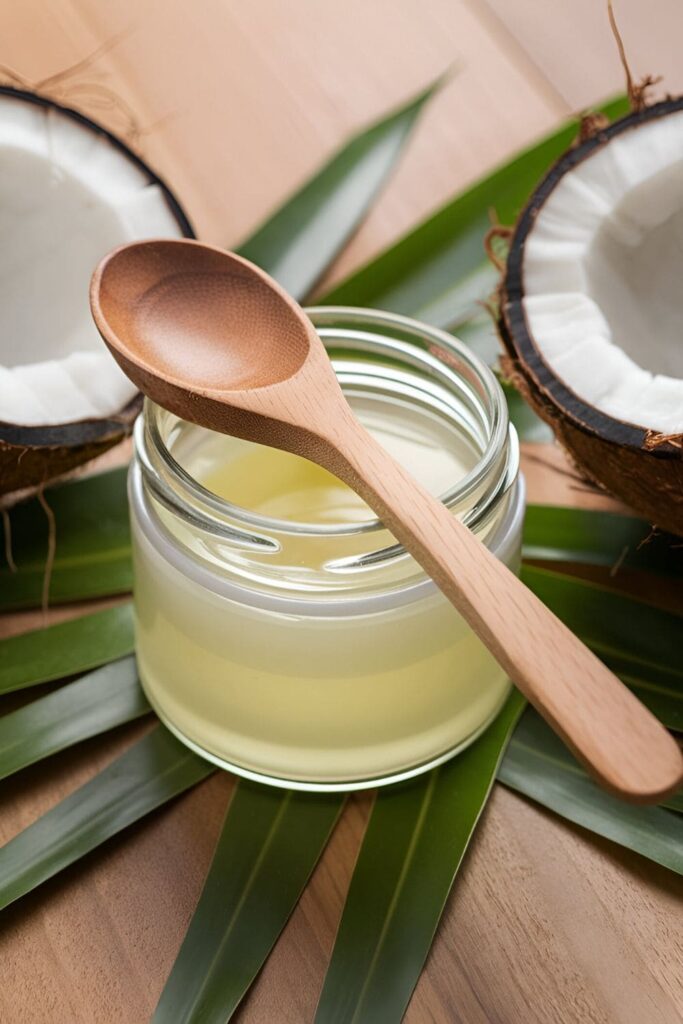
[135,307,519,594]
[130,309,523,789]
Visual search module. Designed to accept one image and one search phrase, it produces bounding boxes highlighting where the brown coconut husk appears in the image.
[497,299,683,536]
[0,395,142,499]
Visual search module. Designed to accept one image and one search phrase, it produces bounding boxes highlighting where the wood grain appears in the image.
[1,1,682,1021]
[483,0,683,110]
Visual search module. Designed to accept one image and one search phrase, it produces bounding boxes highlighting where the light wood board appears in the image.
[0,1,681,1021]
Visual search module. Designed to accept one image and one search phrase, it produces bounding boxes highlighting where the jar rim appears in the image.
[130,466,526,615]
[137,306,517,556]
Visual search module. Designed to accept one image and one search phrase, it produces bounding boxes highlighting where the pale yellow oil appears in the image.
[205,448,370,524]
[134,405,513,787]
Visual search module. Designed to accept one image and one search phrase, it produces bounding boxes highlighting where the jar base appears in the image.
[142,681,513,793]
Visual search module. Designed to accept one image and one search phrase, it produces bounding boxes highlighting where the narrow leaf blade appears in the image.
[238,79,442,300]
[521,566,682,733]
[320,98,627,442]
[154,784,343,1023]
[0,467,131,611]
[0,658,149,781]
[663,790,683,814]
[522,565,683,677]
[0,603,134,695]
[0,724,213,911]
[524,506,683,578]
[315,691,525,1024]
[499,710,683,874]
[321,97,627,324]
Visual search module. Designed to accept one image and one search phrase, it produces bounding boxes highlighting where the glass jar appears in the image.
[129,307,524,791]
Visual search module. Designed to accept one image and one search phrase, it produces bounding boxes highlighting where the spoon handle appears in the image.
[330,416,683,803]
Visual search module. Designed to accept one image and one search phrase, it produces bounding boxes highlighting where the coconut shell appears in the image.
[0,395,142,498]
[498,98,683,537]
[0,86,194,498]
[499,321,683,534]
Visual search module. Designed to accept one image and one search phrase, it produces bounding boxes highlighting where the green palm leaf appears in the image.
[314,691,525,1024]
[0,657,148,780]
[239,79,443,299]
[499,710,682,874]
[0,724,212,911]
[523,506,683,577]
[0,468,131,611]
[153,784,343,1023]
[321,98,628,330]
[321,97,628,442]
[663,791,683,814]
[0,602,133,694]
[522,566,682,730]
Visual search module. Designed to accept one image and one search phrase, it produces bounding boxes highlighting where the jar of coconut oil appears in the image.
[129,307,524,790]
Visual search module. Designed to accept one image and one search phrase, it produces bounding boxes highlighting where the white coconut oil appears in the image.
[130,308,523,789]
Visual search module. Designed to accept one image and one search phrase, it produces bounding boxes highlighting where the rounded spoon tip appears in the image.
[91,239,314,396]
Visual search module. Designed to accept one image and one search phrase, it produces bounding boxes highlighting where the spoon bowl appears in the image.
[91,238,683,804]
[94,240,313,392]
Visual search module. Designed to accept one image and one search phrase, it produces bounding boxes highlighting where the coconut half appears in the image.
[0,86,193,497]
[499,98,683,535]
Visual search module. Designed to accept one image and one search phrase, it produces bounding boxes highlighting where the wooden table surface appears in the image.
[1,2,682,1021]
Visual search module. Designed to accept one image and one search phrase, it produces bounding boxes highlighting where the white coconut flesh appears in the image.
[521,110,683,434]
[0,95,184,427]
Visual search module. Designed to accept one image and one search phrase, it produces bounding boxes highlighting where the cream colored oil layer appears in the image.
[182,395,481,575]
[134,523,511,784]
[203,445,371,525]
[135,398,513,786]
[198,398,472,527]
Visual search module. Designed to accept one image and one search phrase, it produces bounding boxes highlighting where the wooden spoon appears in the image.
[90,238,683,803]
